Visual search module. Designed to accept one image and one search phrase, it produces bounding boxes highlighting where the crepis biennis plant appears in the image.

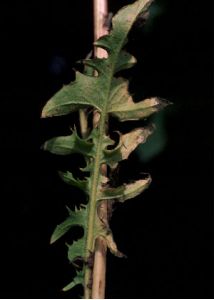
[41,0,170,297]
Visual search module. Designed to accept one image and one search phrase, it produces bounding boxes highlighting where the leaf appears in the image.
[62,270,84,292]
[59,171,89,194]
[98,175,152,202]
[43,129,94,156]
[67,237,86,263]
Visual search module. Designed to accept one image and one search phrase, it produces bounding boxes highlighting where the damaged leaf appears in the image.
[98,175,152,202]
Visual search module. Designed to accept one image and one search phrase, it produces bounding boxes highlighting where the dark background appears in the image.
[0,0,212,298]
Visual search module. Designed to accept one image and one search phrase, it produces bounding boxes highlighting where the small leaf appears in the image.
[43,129,94,156]
[59,171,89,194]
[98,175,151,202]
[62,270,84,292]
[67,237,85,263]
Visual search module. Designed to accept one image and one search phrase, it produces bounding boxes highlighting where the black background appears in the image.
[0,0,212,298]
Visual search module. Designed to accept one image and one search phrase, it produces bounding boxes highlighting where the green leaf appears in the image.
[50,207,87,244]
[62,270,84,292]
[43,129,94,156]
[59,171,89,194]
[67,237,86,263]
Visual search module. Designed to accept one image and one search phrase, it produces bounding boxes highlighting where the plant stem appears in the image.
[93,0,108,58]
[91,0,109,298]
[91,236,107,298]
